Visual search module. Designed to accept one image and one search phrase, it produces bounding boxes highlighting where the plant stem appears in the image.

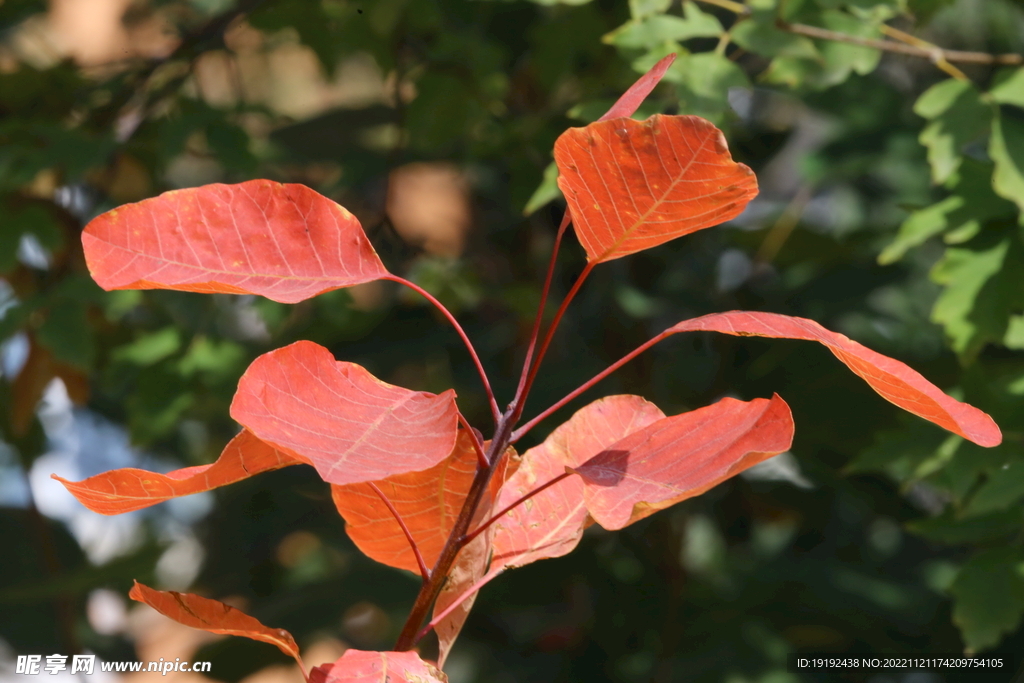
[511,211,572,410]
[386,275,500,423]
[392,408,518,651]
[511,330,671,443]
[368,482,431,582]
[459,412,488,469]
[416,568,503,643]
[512,261,597,424]
[779,20,1023,67]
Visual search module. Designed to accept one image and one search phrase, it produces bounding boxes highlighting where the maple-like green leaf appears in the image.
[989,110,1024,217]
[914,79,991,184]
[880,159,1016,264]
[950,548,1024,652]
[930,229,1024,361]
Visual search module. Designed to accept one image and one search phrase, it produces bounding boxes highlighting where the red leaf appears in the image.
[53,430,301,515]
[667,312,1002,447]
[128,581,302,667]
[554,115,757,263]
[599,54,677,122]
[310,650,447,683]
[330,430,479,574]
[82,180,388,304]
[231,341,459,485]
[491,395,665,571]
[573,395,794,530]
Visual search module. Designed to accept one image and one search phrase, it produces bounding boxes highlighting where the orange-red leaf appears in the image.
[330,430,478,574]
[231,341,458,485]
[53,430,301,515]
[128,581,302,666]
[491,395,665,572]
[573,395,794,530]
[310,650,447,683]
[82,180,388,304]
[554,115,757,263]
[667,311,1002,447]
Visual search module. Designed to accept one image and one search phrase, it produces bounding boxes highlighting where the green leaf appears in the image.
[731,13,819,59]
[914,79,991,184]
[36,300,95,370]
[879,159,1017,263]
[989,109,1024,217]
[523,161,561,216]
[1005,315,1024,349]
[930,229,1024,360]
[630,0,672,20]
[684,52,749,103]
[963,457,1024,516]
[0,204,64,273]
[950,548,1024,652]
[112,328,182,366]
[817,10,882,84]
[604,11,722,49]
[907,508,1023,545]
[989,66,1024,108]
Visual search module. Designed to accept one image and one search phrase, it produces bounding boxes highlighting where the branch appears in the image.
[368,483,431,582]
[386,275,500,423]
[511,330,670,444]
[511,211,572,413]
[416,568,504,644]
[458,412,488,469]
[778,20,1023,67]
[512,261,597,424]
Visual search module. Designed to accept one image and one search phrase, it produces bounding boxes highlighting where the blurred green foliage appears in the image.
[1,0,1024,681]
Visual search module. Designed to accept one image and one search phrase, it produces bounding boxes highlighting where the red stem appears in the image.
[511,211,572,409]
[458,411,488,469]
[513,260,597,420]
[511,330,671,444]
[368,482,431,581]
[462,471,572,546]
[386,275,500,424]
[416,568,504,643]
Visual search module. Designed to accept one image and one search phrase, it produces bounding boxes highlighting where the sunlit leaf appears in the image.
[54,430,301,515]
[310,650,447,683]
[128,581,303,666]
[82,180,388,304]
[666,311,1001,446]
[231,341,459,485]
[330,430,479,574]
[554,114,757,262]
[572,395,794,530]
[491,395,665,570]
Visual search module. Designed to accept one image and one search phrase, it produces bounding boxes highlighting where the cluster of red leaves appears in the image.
[55,56,1000,680]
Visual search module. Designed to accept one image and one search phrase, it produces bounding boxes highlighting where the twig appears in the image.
[386,275,500,423]
[755,184,812,264]
[779,20,1023,67]
[458,412,488,469]
[694,0,751,15]
[368,483,431,582]
[878,24,969,80]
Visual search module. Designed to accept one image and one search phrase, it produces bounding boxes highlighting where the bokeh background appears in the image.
[1,0,1023,681]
